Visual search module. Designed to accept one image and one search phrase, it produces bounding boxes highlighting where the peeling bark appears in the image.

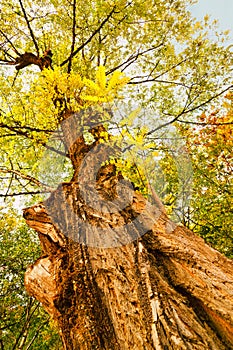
[23,116,233,350]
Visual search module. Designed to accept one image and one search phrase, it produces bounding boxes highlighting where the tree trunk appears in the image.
[23,113,233,350]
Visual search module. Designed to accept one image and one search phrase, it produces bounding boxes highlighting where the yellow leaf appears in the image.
[96,66,106,90]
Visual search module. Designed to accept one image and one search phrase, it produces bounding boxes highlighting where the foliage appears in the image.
[0,0,232,202]
[33,65,129,113]
[0,210,62,349]
[177,95,233,258]
[0,0,233,347]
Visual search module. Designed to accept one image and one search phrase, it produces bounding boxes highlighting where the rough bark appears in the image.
[23,115,233,350]
[11,50,53,71]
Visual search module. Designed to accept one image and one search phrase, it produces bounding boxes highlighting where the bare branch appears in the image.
[11,300,40,350]
[4,159,14,199]
[129,56,192,85]
[0,59,15,65]
[0,121,57,134]
[24,317,50,350]
[10,50,53,71]
[130,77,191,88]
[181,84,233,116]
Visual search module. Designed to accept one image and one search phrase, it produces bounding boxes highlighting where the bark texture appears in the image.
[6,50,53,71]
[24,116,233,350]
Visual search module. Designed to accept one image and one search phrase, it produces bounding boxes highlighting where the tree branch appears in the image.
[12,300,40,350]
[129,56,191,84]
[60,5,117,67]
[24,317,50,350]
[67,0,77,74]
[0,30,21,56]
[177,119,233,126]
[130,77,190,88]
[0,123,65,156]
[0,191,49,197]
[0,59,15,65]
[147,84,233,136]
[0,168,54,191]
[106,44,164,75]
[3,159,14,199]
[0,121,57,133]
[18,0,40,56]
[11,50,53,71]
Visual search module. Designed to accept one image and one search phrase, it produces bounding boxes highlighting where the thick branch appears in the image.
[13,50,53,71]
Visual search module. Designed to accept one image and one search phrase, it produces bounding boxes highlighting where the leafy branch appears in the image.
[0,168,54,192]
[0,29,21,57]
[147,84,233,136]
[18,0,40,56]
[0,123,65,156]
[106,44,164,75]
[60,5,117,67]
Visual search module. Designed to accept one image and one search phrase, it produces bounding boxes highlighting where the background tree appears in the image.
[0,0,233,349]
[177,94,233,258]
[0,210,62,349]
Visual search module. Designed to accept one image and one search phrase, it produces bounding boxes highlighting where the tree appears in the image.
[1,0,233,348]
[177,94,233,258]
[0,211,62,349]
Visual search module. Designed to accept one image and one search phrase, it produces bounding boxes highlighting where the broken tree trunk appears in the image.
[23,112,233,350]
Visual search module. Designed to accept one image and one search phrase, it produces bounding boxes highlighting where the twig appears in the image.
[177,119,233,126]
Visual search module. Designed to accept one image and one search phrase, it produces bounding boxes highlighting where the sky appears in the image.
[191,0,233,40]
